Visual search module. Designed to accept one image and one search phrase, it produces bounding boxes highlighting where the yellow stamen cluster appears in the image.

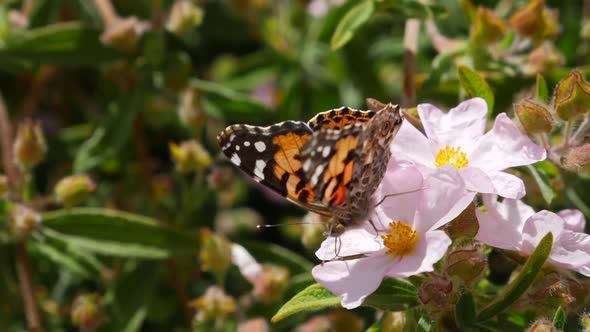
[435,145,469,168]
[381,221,418,257]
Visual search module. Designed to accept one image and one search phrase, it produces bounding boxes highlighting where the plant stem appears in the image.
[16,242,42,331]
[94,0,120,26]
[563,119,573,147]
[402,19,420,107]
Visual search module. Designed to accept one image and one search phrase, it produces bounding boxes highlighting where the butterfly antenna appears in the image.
[374,186,428,207]
[256,220,323,229]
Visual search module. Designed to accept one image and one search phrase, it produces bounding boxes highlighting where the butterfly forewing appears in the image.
[307,107,376,131]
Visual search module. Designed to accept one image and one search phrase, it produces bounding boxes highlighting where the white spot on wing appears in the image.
[244,141,251,147]
[231,153,241,166]
[236,145,240,151]
[255,141,266,152]
[229,133,236,142]
[322,146,331,158]
[254,160,266,179]
[303,158,312,171]
[310,164,325,186]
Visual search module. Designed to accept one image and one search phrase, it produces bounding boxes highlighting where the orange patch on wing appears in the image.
[272,132,309,179]
[323,134,359,183]
[330,184,346,206]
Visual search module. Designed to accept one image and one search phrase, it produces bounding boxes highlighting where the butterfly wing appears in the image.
[307,107,376,131]
[217,121,331,216]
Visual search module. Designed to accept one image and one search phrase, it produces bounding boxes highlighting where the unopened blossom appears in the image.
[312,164,474,309]
[476,195,590,276]
[391,98,546,199]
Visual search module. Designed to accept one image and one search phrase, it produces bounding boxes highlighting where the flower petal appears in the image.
[521,210,565,255]
[315,227,382,261]
[459,167,495,194]
[475,196,532,250]
[312,253,392,309]
[549,230,590,273]
[482,194,535,225]
[415,166,475,232]
[557,209,586,233]
[377,164,424,227]
[391,121,436,167]
[418,98,487,151]
[468,113,546,172]
[231,244,262,283]
[386,230,451,278]
[487,171,526,199]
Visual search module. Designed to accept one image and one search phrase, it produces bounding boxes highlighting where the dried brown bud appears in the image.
[561,141,590,173]
[444,243,487,287]
[514,98,554,134]
[190,286,236,322]
[71,293,106,332]
[510,0,545,39]
[9,204,41,241]
[170,140,211,173]
[527,319,557,332]
[13,119,46,169]
[471,6,506,45]
[100,17,149,52]
[552,70,590,121]
[165,0,204,35]
[199,229,232,281]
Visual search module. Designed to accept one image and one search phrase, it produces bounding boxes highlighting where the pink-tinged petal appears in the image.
[315,227,382,261]
[386,230,451,278]
[459,167,495,194]
[468,113,546,172]
[418,98,487,151]
[548,230,590,271]
[475,196,533,250]
[312,253,392,309]
[557,209,586,233]
[231,244,262,283]
[579,265,590,277]
[377,164,424,226]
[487,171,526,199]
[521,211,565,255]
[482,194,535,226]
[391,121,436,167]
[415,166,475,232]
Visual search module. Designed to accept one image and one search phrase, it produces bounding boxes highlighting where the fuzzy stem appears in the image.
[563,119,573,148]
[570,113,590,144]
[94,0,120,26]
[16,242,42,331]
[402,19,420,107]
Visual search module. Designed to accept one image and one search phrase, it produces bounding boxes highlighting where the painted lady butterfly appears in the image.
[216,100,403,229]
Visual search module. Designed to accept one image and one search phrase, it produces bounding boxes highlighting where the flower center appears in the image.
[435,145,469,168]
[381,221,418,257]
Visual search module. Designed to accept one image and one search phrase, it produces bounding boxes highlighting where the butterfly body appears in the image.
[217,102,403,228]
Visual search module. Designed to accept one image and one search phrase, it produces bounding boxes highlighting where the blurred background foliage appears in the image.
[0,0,589,331]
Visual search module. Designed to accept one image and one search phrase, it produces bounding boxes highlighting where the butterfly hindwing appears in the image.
[307,106,376,131]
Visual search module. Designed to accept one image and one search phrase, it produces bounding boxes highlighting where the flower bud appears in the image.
[527,319,557,332]
[170,140,211,173]
[541,8,560,40]
[509,0,545,39]
[191,286,235,322]
[552,70,590,121]
[207,165,236,191]
[417,273,457,316]
[581,313,590,331]
[238,318,269,332]
[100,17,149,52]
[214,207,261,237]
[514,98,554,134]
[295,316,330,332]
[178,87,206,130]
[382,311,408,332]
[329,310,364,332]
[252,264,289,304]
[445,203,479,239]
[9,204,41,241]
[444,243,487,287]
[13,119,46,169]
[71,293,106,332]
[523,271,574,310]
[524,42,564,75]
[0,174,7,197]
[561,141,590,173]
[199,229,232,282]
[470,6,506,45]
[166,0,204,35]
[54,174,96,208]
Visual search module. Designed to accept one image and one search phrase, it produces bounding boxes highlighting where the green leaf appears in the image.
[31,241,94,278]
[238,241,313,275]
[565,188,590,220]
[526,164,556,206]
[331,1,375,50]
[0,22,121,66]
[457,65,495,115]
[363,277,418,311]
[552,306,566,330]
[41,208,198,259]
[272,283,341,323]
[456,291,477,330]
[74,95,139,172]
[384,0,448,20]
[417,317,434,332]
[536,73,549,104]
[477,233,553,321]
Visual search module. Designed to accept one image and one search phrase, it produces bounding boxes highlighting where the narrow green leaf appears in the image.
[457,65,495,115]
[417,317,434,332]
[272,283,341,322]
[552,306,566,330]
[566,188,590,221]
[363,277,418,311]
[41,208,198,258]
[477,233,553,321]
[536,73,549,104]
[366,315,384,332]
[239,241,313,275]
[456,291,477,330]
[74,96,139,172]
[330,1,375,50]
[0,22,121,65]
[385,0,448,20]
[526,164,556,206]
[31,241,93,278]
